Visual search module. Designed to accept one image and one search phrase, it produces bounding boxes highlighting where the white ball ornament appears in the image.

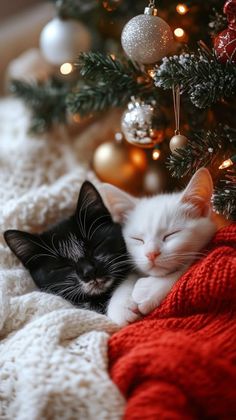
[121,5,173,64]
[40,17,91,65]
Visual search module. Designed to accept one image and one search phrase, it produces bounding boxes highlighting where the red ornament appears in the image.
[214,0,236,64]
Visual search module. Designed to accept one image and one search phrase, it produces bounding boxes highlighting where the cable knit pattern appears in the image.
[109,224,236,419]
[0,98,125,420]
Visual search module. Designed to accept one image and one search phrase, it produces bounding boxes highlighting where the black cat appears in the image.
[4,181,132,314]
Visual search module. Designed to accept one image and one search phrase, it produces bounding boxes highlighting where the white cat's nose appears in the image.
[146,251,160,263]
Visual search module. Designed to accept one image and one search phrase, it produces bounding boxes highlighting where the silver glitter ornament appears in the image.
[121,98,165,148]
[121,4,173,64]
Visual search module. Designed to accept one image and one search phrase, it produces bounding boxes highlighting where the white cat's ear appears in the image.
[181,168,213,217]
[99,183,137,223]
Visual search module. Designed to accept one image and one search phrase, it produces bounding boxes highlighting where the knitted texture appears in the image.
[0,98,125,420]
[109,224,236,419]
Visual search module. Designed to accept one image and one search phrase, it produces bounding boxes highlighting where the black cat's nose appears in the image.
[77,259,96,282]
[82,266,96,282]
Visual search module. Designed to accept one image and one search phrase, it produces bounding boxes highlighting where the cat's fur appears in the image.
[102,168,219,325]
[4,181,132,315]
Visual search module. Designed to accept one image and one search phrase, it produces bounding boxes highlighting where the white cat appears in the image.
[103,168,224,326]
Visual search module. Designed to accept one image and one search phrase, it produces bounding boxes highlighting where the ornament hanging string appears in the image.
[148,0,156,6]
[172,85,181,135]
[169,85,188,153]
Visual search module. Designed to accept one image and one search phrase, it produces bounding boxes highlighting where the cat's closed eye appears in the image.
[131,237,144,244]
[49,262,73,273]
[163,231,181,241]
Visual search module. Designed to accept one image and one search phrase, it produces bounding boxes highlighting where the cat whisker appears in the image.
[26,253,59,265]
[104,252,132,265]
[44,283,76,296]
[88,215,110,240]
[90,222,109,241]
[104,259,129,270]
[27,237,59,259]
[76,192,93,238]
[51,233,60,256]
[39,237,60,257]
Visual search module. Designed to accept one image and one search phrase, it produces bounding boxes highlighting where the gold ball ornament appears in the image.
[93,140,147,194]
[169,134,188,153]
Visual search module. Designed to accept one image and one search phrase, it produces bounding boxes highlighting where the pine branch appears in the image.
[10,78,70,133]
[77,52,143,88]
[67,82,142,115]
[67,53,156,115]
[167,126,236,177]
[154,49,236,108]
[209,8,227,37]
[214,169,236,220]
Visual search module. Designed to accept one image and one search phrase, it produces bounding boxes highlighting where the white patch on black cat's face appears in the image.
[58,233,84,261]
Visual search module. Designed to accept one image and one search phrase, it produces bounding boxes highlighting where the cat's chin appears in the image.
[145,266,171,277]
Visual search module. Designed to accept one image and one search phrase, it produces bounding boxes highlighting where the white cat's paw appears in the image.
[124,299,142,324]
[132,276,174,316]
[108,300,141,326]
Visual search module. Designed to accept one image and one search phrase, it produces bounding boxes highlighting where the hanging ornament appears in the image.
[121,0,173,64]
[40,17,91,65]
[214,0,236,64]
[169,85,188,153]
[92,134,147,194]
[121,98,166,148]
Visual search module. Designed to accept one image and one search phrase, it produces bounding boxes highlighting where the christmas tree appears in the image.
[10,0,236,219]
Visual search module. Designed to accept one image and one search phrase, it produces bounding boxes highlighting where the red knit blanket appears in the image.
[109,224,236,419]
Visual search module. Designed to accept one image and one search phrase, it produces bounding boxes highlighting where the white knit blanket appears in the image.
[0,99,125,419]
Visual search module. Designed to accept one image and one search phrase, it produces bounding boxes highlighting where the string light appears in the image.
[148,69,156,79]
[152,146,161,161]
[176,4,188,15]
[60,62,73,75]
[72,114,81,123]
[174,28,185,38]
[219,155,236,169]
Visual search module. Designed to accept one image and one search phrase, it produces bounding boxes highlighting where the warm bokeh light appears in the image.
[72,113,81,123]
[176,4,188,15]
[148,69,155,79]
[219,158,233,169]
[60,62,73,75]
[174,27,185,38]
[152,148,161,161]
[131,149,147,169]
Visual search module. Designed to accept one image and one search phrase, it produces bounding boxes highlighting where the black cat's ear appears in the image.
[4,229,40,267]
[76,181,112,220]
